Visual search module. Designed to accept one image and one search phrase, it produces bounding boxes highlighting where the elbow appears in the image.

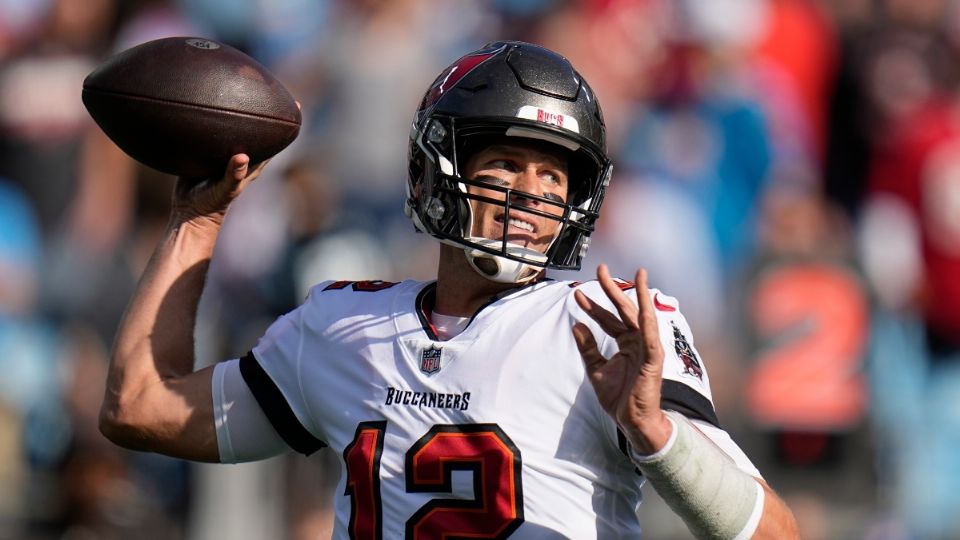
[98,404,124,445]
[98,397,149,451]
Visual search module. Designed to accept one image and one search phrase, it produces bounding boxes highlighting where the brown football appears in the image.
[82,37,301,179]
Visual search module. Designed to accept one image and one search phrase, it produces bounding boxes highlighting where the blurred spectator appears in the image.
[41,0,198,343]
[0,0,53,61]
[821,2,960,535]
[536,0,670,146]
[115,0,203,52]
[738,184,873,540]
[309,0,493,213]
[824,0,960,219]
[0,0,116,235]
[0,179,68,536]
[858,60,960,540]
[742,183,870,439]
[614,3,775,279]
[0,179,182,538]
[177,0,332,68]
[867,90,960,365]
[750,0,837,166]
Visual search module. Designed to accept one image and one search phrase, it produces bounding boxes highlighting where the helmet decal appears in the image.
[516,105,580,133]
[419,43,507,112]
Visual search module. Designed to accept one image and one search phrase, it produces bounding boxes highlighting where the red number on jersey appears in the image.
[324,280,399,292]
[323,280,354,291]
[343,423,524,539]
[405,425,523,539]
[344,421,386,540]
[354,280,399,292]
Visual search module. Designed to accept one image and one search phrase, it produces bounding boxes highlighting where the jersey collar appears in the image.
[414,279,554,341]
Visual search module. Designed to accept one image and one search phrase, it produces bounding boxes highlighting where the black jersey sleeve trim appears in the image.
[238,351,327,455]
[661,379,720,429]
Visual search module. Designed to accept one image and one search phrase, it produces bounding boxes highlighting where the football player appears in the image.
[101,42,799,538]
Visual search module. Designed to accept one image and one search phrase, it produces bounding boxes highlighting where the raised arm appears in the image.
[572,265,800,539]
[99,155,267,462]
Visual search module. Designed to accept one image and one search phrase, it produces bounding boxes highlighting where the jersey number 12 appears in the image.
[343,421,524,539]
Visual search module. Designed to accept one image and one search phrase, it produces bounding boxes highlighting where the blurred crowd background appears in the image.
[0,0,958,538]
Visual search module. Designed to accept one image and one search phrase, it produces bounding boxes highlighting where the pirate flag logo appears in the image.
[420,345,442,375]
[418,43,506,112]
[672,322,703,380]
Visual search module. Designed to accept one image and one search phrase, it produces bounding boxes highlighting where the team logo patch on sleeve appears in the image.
[420,345,443,375]
[672,323,703,380]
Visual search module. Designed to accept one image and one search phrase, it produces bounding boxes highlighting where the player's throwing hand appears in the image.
[572,265,673,455]
[171,154,269,226]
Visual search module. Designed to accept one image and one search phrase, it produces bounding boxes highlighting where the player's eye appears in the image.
[541,170,560,185]
[540,168,567,203]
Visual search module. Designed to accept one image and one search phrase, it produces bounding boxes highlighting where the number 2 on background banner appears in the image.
[745,264,870,430]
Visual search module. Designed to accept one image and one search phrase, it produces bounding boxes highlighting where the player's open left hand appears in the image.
[572,265,672,455]
[172,153,268,226]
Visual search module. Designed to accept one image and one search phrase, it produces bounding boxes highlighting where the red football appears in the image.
[82,37,301,179]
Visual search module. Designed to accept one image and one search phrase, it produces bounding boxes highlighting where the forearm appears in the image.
[629,412,799,539]
[101,216,220,447]
[752,480,800,539]
[113,217,218,374]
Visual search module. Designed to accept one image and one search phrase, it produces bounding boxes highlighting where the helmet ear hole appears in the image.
[473,256,500,277]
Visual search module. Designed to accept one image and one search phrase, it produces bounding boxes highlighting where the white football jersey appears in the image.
[238,278,723,539]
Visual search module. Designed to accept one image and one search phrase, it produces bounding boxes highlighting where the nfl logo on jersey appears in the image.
[420,346,442,374]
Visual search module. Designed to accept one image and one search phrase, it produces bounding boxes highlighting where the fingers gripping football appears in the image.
[172,154,269,225]
[572,266,671,455]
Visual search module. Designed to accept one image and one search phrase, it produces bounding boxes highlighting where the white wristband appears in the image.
[630,411,764,540]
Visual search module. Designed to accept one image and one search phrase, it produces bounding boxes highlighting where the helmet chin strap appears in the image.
[456,177,556,284]
[462,237,546,284]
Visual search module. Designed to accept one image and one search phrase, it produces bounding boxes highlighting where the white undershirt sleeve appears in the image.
[212,359,289,463]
